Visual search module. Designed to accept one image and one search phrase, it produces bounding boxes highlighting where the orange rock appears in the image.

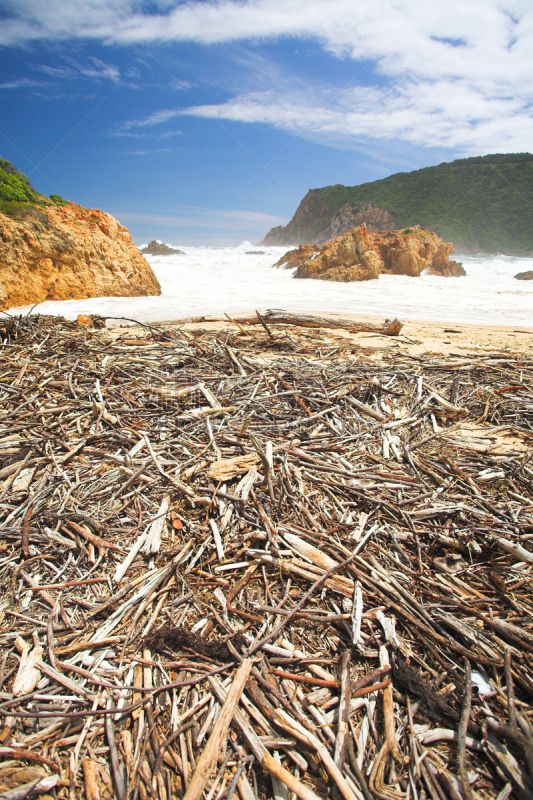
[77,314,93,327]
[276,224,465,281]
[0,203,161,310]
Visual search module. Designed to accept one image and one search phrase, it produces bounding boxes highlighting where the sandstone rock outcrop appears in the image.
[141,240,184,256]
[514,270,533,280]
[0,204,161,310]
[275,224,466,281]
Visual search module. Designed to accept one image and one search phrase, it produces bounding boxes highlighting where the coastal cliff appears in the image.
[0,203,161,310]
[261,153,533,254]
[260,191,394,246]
[276,224,466,281]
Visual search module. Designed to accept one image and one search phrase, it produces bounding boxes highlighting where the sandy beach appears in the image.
[113,311,533,359]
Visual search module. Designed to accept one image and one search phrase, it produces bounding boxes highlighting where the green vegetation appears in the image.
[49,193,69,206]
[316,153,533,253]
[0,158,70,216]
[0,158,40,204]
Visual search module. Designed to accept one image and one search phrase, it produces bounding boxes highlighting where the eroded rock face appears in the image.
[141,240,184,255]
[259,190,395,246]
[0,204,161,309]
[275,224,466,281]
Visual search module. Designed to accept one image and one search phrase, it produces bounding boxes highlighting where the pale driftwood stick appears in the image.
[458,658,473,800]
[273,709,358,800]
[379,646,399,760]
[82,759,100,800]
[334,649,351,769]
[183,659,253,800]
[224,312,247,334]
[236,771,256,800]
[346,396,386,421]
[232,311,404,336]
[225,344,247,376]
[209,676,322,800]
[492,536,533,565]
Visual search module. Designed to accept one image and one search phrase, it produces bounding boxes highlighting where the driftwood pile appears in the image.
[0,312,532,800]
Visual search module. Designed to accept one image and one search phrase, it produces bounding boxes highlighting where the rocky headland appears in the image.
[260,154,533,254]
[261,192,394,246]
[0,203,161,310]
[141,240,184,256]
[275,224,466,281]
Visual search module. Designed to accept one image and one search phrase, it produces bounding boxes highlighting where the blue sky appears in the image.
[1,0,532,245]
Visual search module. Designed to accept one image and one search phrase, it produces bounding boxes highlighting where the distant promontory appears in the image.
[260,153,533,255]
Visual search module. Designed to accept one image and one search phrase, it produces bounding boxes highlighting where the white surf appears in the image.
[4,242,533,327]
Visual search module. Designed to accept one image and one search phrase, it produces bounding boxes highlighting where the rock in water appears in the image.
[0,204,161,309]
[141,240,184,255]
[276,224,466,281]
[514,270,533,280]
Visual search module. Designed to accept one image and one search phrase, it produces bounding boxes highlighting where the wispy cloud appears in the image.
[0,77,46,89]
[129,147,174,155]
[2,1,532,154]
[181,81,533,154]
[122,108,181,129]
[79,57,120,82]
[37,56,121,83]
[110,131,148,138]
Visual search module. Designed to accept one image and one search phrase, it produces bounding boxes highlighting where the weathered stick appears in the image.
[457,659,473,800]
[64,521,122,553]
[209,675,321,800]
[273,708,358,800]
[334,649,351,769]
[233,311,404,336]
[183,659,253,800]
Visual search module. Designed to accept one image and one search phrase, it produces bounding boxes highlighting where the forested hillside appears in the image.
[261,153,533,253]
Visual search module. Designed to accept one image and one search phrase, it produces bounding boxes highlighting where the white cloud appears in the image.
[2,1,532,153]
[123,108,181,128]
[37,57,120,83]
[129,147,174,155]
[181,81,533,153]
[80,57,120,82]
[0,77,45,89]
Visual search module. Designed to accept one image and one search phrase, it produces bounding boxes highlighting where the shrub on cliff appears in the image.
[50,193,70,206]
[0,158,40,205]
[0,159,70,217]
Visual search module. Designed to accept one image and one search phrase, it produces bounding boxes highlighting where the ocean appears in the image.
[4,243,533,327]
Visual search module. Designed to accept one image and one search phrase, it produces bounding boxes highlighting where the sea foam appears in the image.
[4,243,533,327]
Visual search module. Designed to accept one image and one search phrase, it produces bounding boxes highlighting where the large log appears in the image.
[130,311,403,335]
[233,311,404,336]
